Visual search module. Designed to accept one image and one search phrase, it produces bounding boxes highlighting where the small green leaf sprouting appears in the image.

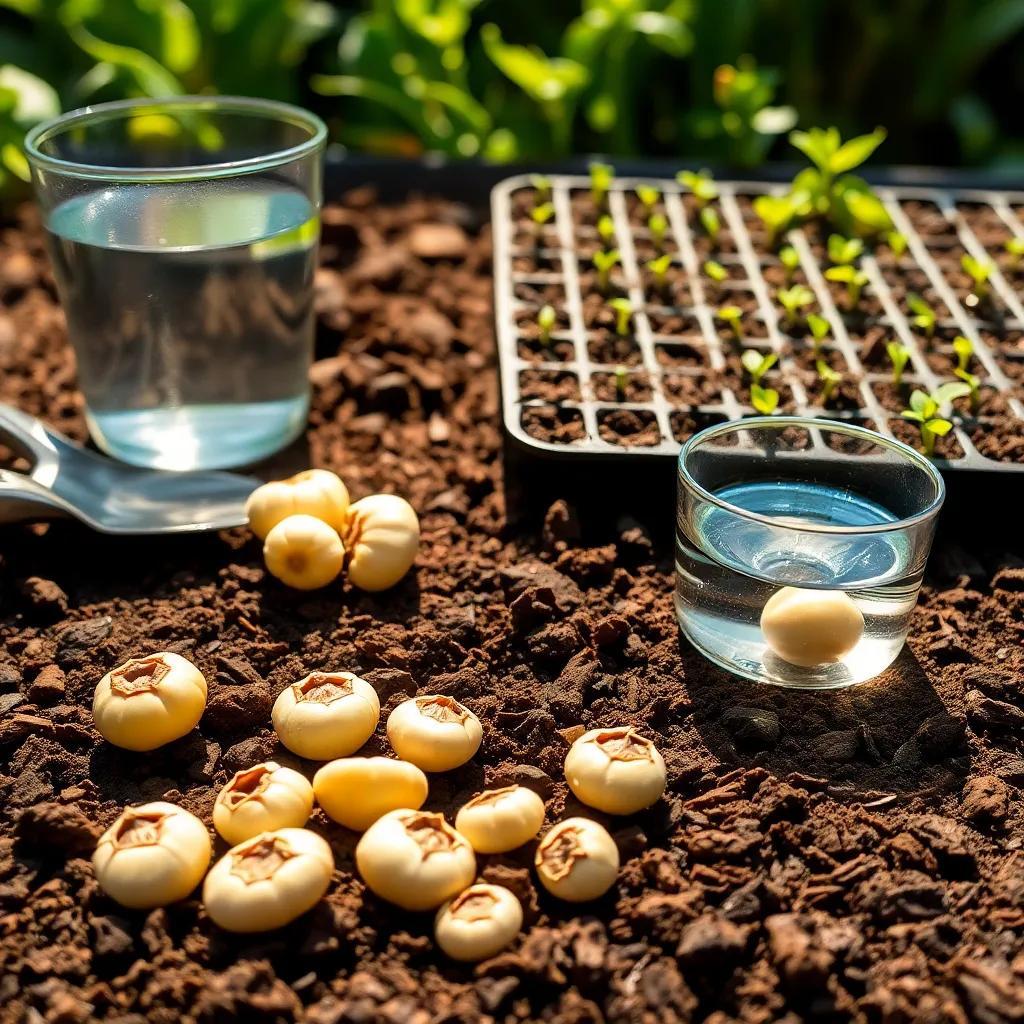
[741,348,778,383]
[704,260,728,283]
[635,184,660,213]
[614,363,629,401]
[806,313,830,353]
[753,193,798,248]
[906,292,936,338]
[816,358,842,405]
[530,174,552,203]
[531,202,555,229]
[824,264,868,309]
[827,233,864,265]
[961,254,992,301]
[952,335,974,374]
[750,383,780,415]
[779,245,800,283]
[776,283,814,325]
[537,304,556,347]
[901,382,970,456]
[886,340,911,386]
[648,213,668,250]
[954,367,981,413]
[592,249,621,293]
[646,253,673,292]
[590,162,614,209]
[609,297,633,336]
[597,215,615,245]
[700,206,720,241]
[717,305,743,341]
[887,231,908,259]
[1004,236,1024,269]
[677,169,718,206]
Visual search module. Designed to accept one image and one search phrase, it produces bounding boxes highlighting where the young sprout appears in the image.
[961,254,992,302]
[827,234,864,266]
[753,193,798,248]
[590,162,614,209]
[952,334,974,374]
[886,340,911,386]
[676,169,718,207]
[750,383,780,415]
[741,348,778,384]
[776,284,814,326]
[906,292,936,338]
[530,174,552,203]
[700,206,721,241]
[824,264,868,309]
[646,254,673,293]
[635,184,660,214]
[537,305,556,347]
[717,305,743,341]
[592,249,621,293]
[648,212,668,250]
[887,231,908,259]
[954,367,982,413]
[531,202,555,233]
[703,260,728,283]
[901,382,970,457]
[806,313,830,353]
[779,245,800,283]
[1005,237,1024,269]
[816,359,842,405]
[613,364,629,401]
[609,297,633,336]
[597,215,615,246]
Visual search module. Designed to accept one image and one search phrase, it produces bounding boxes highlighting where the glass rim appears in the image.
[24,95,327,183]
[678,415,946,536]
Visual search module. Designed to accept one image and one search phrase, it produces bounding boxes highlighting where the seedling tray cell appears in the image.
[492,174,1024,473]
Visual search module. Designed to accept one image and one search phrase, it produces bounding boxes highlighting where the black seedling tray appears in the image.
[492,173,1024,474]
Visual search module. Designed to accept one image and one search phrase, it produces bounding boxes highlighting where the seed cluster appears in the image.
[246,469,420,592]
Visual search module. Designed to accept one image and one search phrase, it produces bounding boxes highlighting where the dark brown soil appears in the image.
[3,191,1024,1024]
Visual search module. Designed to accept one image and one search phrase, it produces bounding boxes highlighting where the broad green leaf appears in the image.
[789,126,840,173]
[1,141,30,181]
[66,23,183,97]
[628,11,692,57]
[932,381,971,408]
[481,24,588,104]
[927,418,953,437]
[148,0,201,74]
[829,128,886,174]
[0,65,59,125]
[909,390,933,417]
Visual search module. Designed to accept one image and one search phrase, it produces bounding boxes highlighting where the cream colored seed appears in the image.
[455,785,545,853]
[387,694,482,772]
[760,586,865,668]
[246,469,350,540]
[263,514,345,590]
[344,494,420,592]
[356,809,476,911]
[203,827,334,933]
[313,757,428,832]
[93,801,210,909]
[564,727,667,815]
[213,762,314,845]
[435,884,523,961]
[273,671,380,760]
[535,817,619,903]
[93,651,207,752]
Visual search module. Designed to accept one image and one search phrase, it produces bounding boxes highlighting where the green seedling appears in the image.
[816,359,842,405]
[537,304,556,347]
[827,233,864,266]
[806,313,830,353]
[753,193,798,249]
[531,202,555,231]
[887,231,908,259]
[677,169,718,206]
[776,284,814,326]
[590,162,614,209]
[592,249,621,293]
[886,341,911,386]
[597,215,615,245]
[704,260,728,283]
[824,264,868,309]
[700,206,721,241]
[952,335,974,374]
[751,383,780,415]
[906,293,936,338]
[961,254,993,301]
[901,383,971,457]
[954,367,981,413]
[741,349,778,383]
[717,305,744,341]
[1005,237,1024,269]
[648,212,668,250]
[636,185,660,214]
[779,245,800,283]
[609,297,633,336]
[530,174,552,203]
[614,364,629,401]
[646,254,673,292]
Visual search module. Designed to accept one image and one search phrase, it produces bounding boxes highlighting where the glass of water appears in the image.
[675,417,944,689]
[25,96,326,470]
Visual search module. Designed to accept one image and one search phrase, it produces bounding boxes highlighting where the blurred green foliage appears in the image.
[1,0,1023,199]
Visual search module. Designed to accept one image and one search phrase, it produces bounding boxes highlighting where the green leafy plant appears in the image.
[597,215,616,245]
[700,206,720,241]
[952,335,974,374]
[961,254,993,301]
[1005,237,1024,269]
[646,253,673,292]
[776,284,814,326]
[636,184,660,214]
[717,305,743,341]
[609,297,633,336]
[907,293,936,338]
[886,341,911,386]
[750,383,780,415]
[741,349,778,383]
[951,335,981,411]
[901,383,971,457]
[824,264,868,309]
[590,161,614,209]
[677,169,718,206]
[530,174,552,202]
[648,212,668,251]
[827,234,864,266]
[753,194,799,249]
[887,232,908,259]
[779,245,800,283]
[806,313,830,352]
[537,304,556,347]
[703,260,728,283]
[614,363,629,400]
[816,359,842,405]
[593,249,621,293]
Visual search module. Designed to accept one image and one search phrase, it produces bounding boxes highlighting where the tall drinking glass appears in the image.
[25,96,327,470]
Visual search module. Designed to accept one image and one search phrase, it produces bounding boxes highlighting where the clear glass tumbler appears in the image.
[25,96,327,470]
[675,417,945,689]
